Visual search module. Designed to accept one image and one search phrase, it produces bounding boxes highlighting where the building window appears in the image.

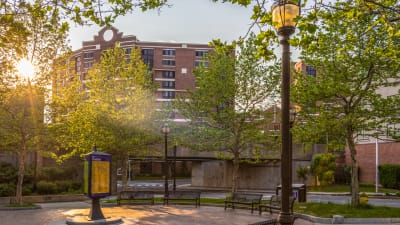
[195,61,208,67]
[82,72,87,81]
[162,71,175,78]
[75,57,81,72]
[162,91,175,99]
[163,49,176,56]
[125,48,132,55]
[84,61,93,69]
[142,49,154,55]
[387,123,400,138]
[141,49,154,69]
[195,50,208,57]
[83,52,94,59]
[162,81,175,88]
[181,68,187,74]
[306,65,316,77]
[162,60,176,66]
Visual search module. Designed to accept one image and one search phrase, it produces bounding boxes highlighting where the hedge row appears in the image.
[0,162,82,197]
[379,164,400,189]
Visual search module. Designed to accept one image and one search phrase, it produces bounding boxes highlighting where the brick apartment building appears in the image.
[68,26,212,108]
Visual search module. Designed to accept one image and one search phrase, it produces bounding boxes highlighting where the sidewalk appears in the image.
[2,200,400,225]
[0,201,313,225]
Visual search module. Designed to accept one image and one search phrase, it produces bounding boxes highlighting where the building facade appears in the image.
[69,26,212,109]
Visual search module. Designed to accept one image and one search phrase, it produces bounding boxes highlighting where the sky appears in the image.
[68,0,256,51]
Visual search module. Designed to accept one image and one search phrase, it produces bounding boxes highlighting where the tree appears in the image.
[292,0,400,207]
[0,0,168,63]
[0,82,45,204]
[174,35,280,192]
[50,45,160,192]
[216,0,400,207]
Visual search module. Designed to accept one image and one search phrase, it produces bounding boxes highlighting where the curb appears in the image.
[295,213,400,224]
[0,204,42,211]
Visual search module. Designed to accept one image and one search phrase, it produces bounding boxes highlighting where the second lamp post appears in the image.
[162,123,170,200]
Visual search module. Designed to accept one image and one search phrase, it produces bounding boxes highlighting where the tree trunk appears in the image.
[15,145,26,204]
[347,129,360,207]
[231,151,240,193]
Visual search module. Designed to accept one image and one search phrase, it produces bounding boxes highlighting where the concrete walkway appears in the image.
[0,201,314,225]
[2,201,400,225]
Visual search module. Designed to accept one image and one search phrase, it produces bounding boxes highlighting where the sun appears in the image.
[16,58,35,80]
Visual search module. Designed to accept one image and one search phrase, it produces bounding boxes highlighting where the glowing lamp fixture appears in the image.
[271,0,300,36]
[162,123,170,134]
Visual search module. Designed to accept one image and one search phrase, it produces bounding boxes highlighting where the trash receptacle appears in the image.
[276,183,307,202]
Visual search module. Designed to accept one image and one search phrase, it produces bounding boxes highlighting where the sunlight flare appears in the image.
[16,58,35,80]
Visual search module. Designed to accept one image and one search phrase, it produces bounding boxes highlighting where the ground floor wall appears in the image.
[132,161,192,177]
[345,142,400,184]
[191,160,311,190]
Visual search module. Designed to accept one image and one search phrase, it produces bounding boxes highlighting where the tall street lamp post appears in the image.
[162,123,170,201]
[271,1,300,225]
[173,145,177,191]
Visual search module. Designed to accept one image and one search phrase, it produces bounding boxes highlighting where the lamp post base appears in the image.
[88,197,105,221]
[277,212,294,225]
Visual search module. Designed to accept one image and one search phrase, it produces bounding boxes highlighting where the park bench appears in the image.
[117,190,155,205]
[163,191,201,207]
[258,195,295,215]
[224,192,263,213]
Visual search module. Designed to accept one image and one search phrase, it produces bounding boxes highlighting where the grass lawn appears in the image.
[308,184,399,194]
[295,202,400,218]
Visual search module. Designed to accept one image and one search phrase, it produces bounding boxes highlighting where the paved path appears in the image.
[0,201,314,225]
[2,201,400,225]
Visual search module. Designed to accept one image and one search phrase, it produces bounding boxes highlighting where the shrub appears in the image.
[311,153,338,186]
[379,164,400,189]
[0,163,17,183]
[0,183,15,197]
[297,165,310,183]
[38,167,65,181]
[36,181,57,195]
[70,182,82,191]
[22,184,33,196]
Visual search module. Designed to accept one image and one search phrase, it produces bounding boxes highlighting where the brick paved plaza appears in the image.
[0,201,314,225]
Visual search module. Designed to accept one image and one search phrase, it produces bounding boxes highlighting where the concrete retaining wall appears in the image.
[192,160,311,190]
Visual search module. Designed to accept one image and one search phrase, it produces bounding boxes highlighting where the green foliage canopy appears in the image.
[174,34,280,191]
[50,46,159,161]
[292,0,400,206]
